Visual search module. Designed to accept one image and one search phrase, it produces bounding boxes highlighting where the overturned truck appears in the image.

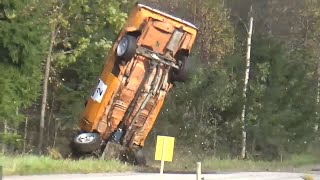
[70,3,198,165]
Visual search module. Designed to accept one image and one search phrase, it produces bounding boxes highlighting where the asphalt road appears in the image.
[5,172,320,180]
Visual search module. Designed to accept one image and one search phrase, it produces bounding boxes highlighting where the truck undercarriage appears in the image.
[70,3,198,165]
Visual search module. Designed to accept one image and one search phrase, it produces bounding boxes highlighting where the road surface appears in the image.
[5,172,320,180]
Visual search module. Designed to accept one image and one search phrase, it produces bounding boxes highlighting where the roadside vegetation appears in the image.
[0,155,132,176]
[144,154,320,173]
[2,153,319,176]
[200,154,320,172]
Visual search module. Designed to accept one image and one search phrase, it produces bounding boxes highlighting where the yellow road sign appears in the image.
[155,136,175,162]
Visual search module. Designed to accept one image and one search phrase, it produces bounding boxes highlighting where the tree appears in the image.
[301,0,320,135]
[41,0,128,149]
[240,6,253,159]
[0,0,48,152]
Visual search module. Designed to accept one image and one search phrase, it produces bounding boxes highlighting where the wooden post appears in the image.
[240,6,254,159]
[160,139,167,179]
[196,162,202,180]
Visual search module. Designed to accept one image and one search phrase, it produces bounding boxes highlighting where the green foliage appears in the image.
[0,0,47,125]
[50,0,128,126]
[0,132,22,149]
[153,35,318,160]
[149,0,320,160]
[156,53,243,156]
[51,0,127,68]
[245,38,317,159]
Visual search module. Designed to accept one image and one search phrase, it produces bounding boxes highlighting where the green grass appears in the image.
[1,154,319,176]
[201,154,320,172]
[146,154,320,173]
[0,155,133,176]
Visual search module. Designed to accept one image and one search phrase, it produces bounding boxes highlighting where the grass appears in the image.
[0,155,133,176]
[201,154,320,172]
[146,153,320,173]
[1,154,319,176]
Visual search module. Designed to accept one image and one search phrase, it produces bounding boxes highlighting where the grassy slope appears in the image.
[146,154,320,173]
[201,154,320,172]
[0,155,132,176]
[1,154,319,176]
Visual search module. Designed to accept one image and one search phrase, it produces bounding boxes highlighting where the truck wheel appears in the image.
[116,35,137,63]
[133,149,147,166]
[71,133,101,153]
[171,55,191,82]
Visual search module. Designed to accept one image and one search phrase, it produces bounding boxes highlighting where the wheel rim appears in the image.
[75,133,97,144]
[117,37,128,56]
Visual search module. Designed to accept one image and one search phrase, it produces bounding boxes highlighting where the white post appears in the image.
[160,139,167,179]
[196,162,202,180]
[241,6,254,159]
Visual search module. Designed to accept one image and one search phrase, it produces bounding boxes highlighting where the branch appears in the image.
[238,15,249,33]
[62,49,75,55]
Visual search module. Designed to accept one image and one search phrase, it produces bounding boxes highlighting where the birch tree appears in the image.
[240,6,254,159]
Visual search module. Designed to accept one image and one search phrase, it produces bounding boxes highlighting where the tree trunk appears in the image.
[46,95,54,147]
[12,107,19,153]
[2,120,7,154]
[39,28,56,154]
[46,110,52,147]
[315,62,320,132]
[212,113,217,156]
[23,117,28,154]
[240,7,254,159]
[53,119,59,148]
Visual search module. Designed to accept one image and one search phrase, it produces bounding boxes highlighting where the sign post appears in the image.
[155,136,175,179]
[196,162,201,180]
[160,138,167,176]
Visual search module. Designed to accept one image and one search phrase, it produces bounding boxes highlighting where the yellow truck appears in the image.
[71,3,198,165]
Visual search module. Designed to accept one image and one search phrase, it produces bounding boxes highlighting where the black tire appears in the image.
[171,55,191,82]
[71,133,102,153]
[133,148,147,166]
[116,35,137,63]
